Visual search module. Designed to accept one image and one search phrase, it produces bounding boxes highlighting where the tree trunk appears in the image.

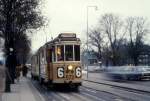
[134,57,138,66]
[112,58,117,66]
[98,45,102,61]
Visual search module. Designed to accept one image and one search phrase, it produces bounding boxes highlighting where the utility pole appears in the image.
[86,6,98,79]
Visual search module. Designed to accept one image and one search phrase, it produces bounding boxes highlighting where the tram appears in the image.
[31,33,82,89]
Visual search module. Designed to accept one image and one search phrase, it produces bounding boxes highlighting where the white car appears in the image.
[106,66,150,80]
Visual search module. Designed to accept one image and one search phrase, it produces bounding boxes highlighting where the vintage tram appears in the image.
[31,33,82,89]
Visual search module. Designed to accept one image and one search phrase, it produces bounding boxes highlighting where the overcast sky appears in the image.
[31,0,150,52]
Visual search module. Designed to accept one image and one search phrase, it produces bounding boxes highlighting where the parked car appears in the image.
[136,66,150,80]
[106,66,150,81]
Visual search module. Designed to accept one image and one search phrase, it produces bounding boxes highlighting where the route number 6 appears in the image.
[57,67,64,78]
[76,67,81,77]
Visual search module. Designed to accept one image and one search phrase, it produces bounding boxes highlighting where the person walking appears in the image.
[23,65,28,77]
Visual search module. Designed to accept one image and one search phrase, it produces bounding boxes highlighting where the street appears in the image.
[29,72,150,101]
[83,72,150,87]
[31,80,130,101]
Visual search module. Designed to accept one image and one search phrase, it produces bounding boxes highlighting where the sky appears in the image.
[31,0,150,52]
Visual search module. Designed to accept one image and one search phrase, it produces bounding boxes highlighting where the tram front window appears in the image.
[74,45,80,61]
[57,45,64,61]
[65,45,73,61]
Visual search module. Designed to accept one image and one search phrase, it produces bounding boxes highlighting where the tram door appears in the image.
[47,47,55,80]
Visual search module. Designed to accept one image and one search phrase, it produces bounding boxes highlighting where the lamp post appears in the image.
[86,6,98,79]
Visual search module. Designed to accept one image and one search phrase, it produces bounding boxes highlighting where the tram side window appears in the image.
[49,49,52,62]
[53,46,56,62]
[57,45,64,61]
[37,56,38,64]
[74,45,80,61]
[65,45,73,61]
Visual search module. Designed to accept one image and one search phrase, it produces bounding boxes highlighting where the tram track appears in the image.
[29,77,150,101]
[31,80,93,101]
[30,78,129,101]
[83,79,150,94]
[30,79,91,101]
[81,85,134,101]
[82,80,150,101]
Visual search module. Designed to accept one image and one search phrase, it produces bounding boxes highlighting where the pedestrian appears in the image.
[5,54,13,92]
[0,66,5,101]
[23,65,28,77]
[16,65,21,82]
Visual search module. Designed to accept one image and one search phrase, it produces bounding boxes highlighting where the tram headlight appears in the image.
[68,65,73,70]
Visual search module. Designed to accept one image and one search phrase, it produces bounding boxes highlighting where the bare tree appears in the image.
[126,17,149,65]
[0,0,44,92]
[99,14,126,66]
[14,33,31,65]
[89,28,103,61]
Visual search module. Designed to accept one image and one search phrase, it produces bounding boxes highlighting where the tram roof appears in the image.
[46,33,81,45]
[34,33,81,54]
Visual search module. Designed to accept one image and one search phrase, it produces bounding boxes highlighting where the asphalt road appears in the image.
[31,80,131,101]
[83,72,150,87]
[30,77,150,101]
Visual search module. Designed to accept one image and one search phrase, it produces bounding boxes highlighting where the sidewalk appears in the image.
[2,77,45,101]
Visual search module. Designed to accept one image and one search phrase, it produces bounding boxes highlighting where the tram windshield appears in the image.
[56,45,80,61]
[65,45,73,61]
[74,45,80,61]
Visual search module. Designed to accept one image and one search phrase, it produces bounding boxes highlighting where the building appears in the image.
[138,52,150,66]
[81,50,98,66]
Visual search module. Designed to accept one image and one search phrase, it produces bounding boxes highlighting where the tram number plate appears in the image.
[66,75,74,80]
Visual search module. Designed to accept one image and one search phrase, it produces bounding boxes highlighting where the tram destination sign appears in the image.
[59,33,76,38]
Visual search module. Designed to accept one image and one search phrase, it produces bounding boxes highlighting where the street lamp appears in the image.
[86,6,98,79]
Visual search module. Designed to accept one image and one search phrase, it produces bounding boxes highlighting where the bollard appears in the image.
[0,66,5,101]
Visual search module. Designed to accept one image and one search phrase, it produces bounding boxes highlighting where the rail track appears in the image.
[82,79,150,101]
[83,79,150,94]
[30,78,132,101]
[29,77,150,101]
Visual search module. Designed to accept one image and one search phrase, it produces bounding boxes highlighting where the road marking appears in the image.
[114,98,124,101]
[82,92,106,101]
[85,88,97,93]
[58,93,70,100]
[51,92,66,101]
[80,87,97,93]
[72,93,92,101]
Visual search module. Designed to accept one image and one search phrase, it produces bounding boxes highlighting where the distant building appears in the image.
[138,52,150,66]
[81,50,98,66]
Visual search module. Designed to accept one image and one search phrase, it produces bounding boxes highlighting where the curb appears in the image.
[28,79,45,101]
